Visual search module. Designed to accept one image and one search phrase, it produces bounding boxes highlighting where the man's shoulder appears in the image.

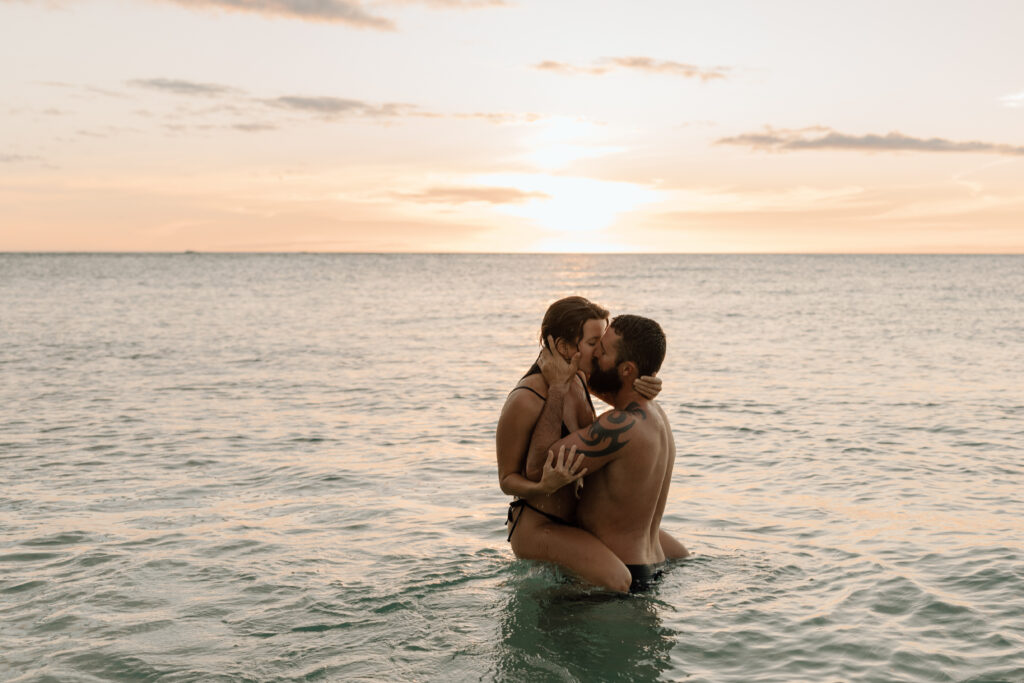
[576,402,652,459]
[597,400,651,428]
[600,400,669,443]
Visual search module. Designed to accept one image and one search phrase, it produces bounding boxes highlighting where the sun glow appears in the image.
[519,117,626,170]
[474,173,661,250]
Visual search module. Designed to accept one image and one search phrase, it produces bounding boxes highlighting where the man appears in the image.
[525,314,685,592]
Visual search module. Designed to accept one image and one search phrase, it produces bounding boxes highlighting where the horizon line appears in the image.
[1,251,1021,256]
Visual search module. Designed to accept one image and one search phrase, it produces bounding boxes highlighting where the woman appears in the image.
[496,296,688,592]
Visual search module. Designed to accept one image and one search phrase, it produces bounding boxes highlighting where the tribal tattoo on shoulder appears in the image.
[624,402,647,419]
[578,402,648,458]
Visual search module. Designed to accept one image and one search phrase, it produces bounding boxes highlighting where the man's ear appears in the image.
[619,361,638,381]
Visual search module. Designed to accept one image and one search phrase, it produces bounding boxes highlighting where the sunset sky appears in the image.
[2,0,1022,252]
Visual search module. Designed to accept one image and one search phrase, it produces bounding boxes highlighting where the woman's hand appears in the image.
[537,335,580,389]
[634,374,662,400]
[538,444,587,495]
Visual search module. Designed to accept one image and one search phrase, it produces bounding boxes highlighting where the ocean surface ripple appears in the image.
[2,254,1022,682]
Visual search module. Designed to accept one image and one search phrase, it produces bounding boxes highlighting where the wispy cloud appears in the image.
[605,57,729,81]
[39,74,545,137]
[398,186,549,204]
[125,79,420,121]
[128,79,536,123]
[1,153,39,163]
[384,0,509,6]
[717,127,1024,156]
[1000,91,1024,108]
[157,0,394,30]
[232,122,278,132]
[127,78,244,97]
[37,81,128,99]
[535,57,729,81]
[534,61,608,76]
[18,0,508,29]
[450,111,542,124]
[264,96,417,118]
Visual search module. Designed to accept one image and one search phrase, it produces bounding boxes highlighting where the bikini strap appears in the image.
[508,385,545,401]
[578,373,596,416]
[506,499,527,542]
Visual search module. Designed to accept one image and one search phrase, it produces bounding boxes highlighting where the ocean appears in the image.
[1,253,1022,682]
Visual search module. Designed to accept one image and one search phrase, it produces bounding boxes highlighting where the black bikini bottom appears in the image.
[626,562,666,593]
[506,499,571,542]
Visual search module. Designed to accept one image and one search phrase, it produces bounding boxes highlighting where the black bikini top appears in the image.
[508,363,596,437]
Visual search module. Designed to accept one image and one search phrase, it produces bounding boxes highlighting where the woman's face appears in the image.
[572,317,608,378]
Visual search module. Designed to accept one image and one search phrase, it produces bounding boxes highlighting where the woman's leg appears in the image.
[659,528,690,559]
[509,507,631,592]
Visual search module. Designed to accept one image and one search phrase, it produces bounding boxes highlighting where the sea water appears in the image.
[1,253,1022,682]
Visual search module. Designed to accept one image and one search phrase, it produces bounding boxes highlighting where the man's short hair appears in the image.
[610,314,666,377]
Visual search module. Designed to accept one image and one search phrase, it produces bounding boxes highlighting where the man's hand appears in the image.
[538,444,587,495]
[634,374,662,400]
[537,335,580,389]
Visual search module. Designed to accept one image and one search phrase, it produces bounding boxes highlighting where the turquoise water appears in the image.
[1,253,1022,682]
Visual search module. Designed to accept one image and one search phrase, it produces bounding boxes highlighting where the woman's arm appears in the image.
[496,390,543,497]
[496,389,585,497]
[497,387,586,497]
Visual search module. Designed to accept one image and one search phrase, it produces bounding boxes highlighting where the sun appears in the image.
[473,172,661,250]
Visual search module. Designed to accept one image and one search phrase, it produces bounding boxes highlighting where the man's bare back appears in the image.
[576,399,675,566]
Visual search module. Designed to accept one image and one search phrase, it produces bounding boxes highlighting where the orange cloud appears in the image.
[534,57,729,81]
[397,186,550,205]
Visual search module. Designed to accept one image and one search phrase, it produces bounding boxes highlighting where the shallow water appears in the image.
[1,253,1022,682]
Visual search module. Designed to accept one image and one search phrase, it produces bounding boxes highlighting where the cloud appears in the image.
[127,78,244,97]
[1001,91,1024,108]
[534,61,610,76]
[37,81,128,99]
[451,111,542,124]
[605,57,729,81]
[158,0,394,30]
[717,127,1024,156]
[1,153,39,163]
[232,122,278,132]
[15,0,508,28]
[398,186,550,204]
[127,79,534,123]
[41,73,543,137]
[264,96,417,118]
[535,57,728,81]
[384,0,509,6]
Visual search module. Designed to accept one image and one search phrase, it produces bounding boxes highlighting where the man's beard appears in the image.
[588,363,622,394]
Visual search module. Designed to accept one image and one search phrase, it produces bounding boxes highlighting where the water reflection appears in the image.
[552,254,602,292]
[496,571,680,682]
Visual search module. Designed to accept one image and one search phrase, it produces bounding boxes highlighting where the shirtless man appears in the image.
[525,314,685,592]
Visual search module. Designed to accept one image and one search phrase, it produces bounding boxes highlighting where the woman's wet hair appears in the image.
[540,296,610,348]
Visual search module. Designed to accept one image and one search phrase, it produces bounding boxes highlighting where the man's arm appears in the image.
[523,339,580,478]
[523,382,570,479]
[526,402,647,481]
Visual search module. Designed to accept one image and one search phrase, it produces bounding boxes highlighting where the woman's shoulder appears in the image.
[511,373,548,398]
[500,374,547,426]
